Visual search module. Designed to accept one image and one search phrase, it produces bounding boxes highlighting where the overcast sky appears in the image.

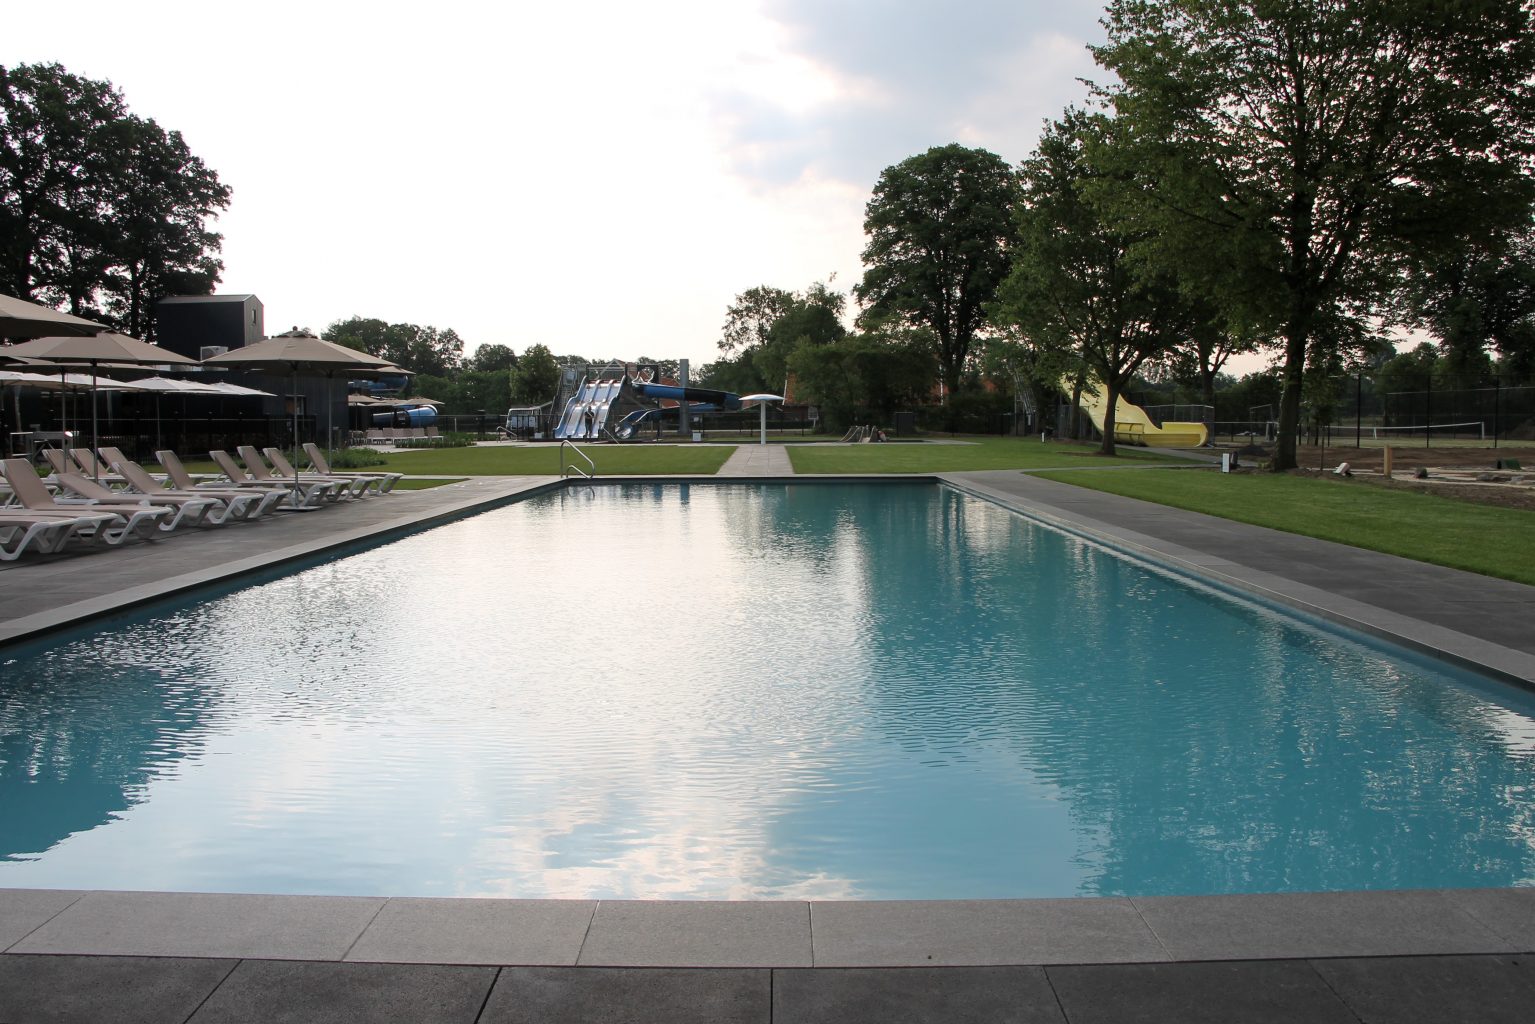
[6,0,1112,369]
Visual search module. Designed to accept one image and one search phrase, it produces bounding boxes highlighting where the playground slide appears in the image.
[1073,378,1209,448]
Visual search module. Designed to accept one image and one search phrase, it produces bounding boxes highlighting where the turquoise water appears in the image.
[1,482,1532,899]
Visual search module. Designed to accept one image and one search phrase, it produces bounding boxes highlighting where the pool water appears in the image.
[1,482,1532,899]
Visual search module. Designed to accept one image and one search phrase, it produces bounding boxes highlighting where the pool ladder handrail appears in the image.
[559,439,594,481]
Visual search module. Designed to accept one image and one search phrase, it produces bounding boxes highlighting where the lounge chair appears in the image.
[303,443,402,493]
[52,471,220,531]
[261,447,375,497]
[209,450,337,507]
[100,448,281,523]
[0,459,171,544]
[239,446,366,499]
[68,449,130,486]
[0,509,118,560]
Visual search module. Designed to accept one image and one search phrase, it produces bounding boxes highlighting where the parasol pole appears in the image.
[90,361,101,481]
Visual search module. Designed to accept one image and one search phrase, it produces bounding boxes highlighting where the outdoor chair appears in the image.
[236,446,363,500]
[0,459,171,544]
[258,447,373,498]
[52,471,220,532]
[302,443,402,493]
[209,450,337,507]
[0,509,119,560]
[101,448,281,523]
[68,449,131,486]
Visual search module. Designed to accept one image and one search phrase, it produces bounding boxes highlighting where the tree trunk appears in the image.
[1272,320,1310,471]
[1098,375,1120,456]
[1068,377,1084,440]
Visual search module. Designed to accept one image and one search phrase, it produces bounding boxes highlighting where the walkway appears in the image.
[718,443,794,476]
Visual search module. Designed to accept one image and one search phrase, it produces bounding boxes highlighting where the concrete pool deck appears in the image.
[1,463,1533,1021]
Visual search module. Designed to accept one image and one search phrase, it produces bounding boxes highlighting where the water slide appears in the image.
[1072,378,1209,447]
[612,382,743,440]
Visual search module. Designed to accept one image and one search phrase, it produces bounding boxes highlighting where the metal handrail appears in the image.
[559,439,594,480]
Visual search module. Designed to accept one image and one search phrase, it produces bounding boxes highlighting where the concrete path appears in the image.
[2,887,1533,1022]
[718,444,794,476]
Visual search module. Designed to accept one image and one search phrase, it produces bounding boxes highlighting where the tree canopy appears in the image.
[994,111,1206,455]
[714,281,846,393]
[324,316,465,377]
[855,143,1020,397]
[0,62,230,339]
[1091,0,1535,468]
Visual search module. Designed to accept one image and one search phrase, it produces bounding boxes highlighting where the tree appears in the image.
[512,343,559,404]
[993,112,1205,456]
[1092,0,1535,469]
[324,316,464,377]
[788,333,936,432]
[716,282,846,392]
[855,144,1020,397]
[467,343,518,373]
[0,63,230,335]
[1400,219,1535,382]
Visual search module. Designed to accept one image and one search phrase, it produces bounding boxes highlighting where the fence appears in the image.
[1311,374,1535,448]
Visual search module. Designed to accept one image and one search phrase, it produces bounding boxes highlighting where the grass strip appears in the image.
[365,445,734,476]
[788,437,1173,474]
[1035,468,1535,586]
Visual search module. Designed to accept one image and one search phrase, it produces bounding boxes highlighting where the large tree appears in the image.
[855,143,1020,397]
[1091,0,1535,469]
[324,316,465,377]
[717,281,845,393]
[994,112,1205,456]
[0,62,229,335]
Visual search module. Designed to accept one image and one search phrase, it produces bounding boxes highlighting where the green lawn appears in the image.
[390,477,464,490]
[366,445,734,476]
[787,437,1173,474]
[1035,468,1535,586]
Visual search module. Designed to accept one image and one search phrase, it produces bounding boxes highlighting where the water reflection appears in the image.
[0,483,1531,898]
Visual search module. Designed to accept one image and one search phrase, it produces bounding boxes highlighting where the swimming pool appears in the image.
[1,482,1532,899]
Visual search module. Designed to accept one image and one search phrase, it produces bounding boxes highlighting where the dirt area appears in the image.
[1238,444,1535,512]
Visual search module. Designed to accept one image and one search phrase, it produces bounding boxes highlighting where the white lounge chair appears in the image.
[261,447,374,497]
[0,459,171,544]
[52,471,219,532]
[238,446,364,500]
[209,450,337,507]
[303,443,402,493]
[100,448,280,523]
[0,509,118,559]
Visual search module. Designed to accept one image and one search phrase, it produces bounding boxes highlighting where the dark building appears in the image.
[155,294,263,361]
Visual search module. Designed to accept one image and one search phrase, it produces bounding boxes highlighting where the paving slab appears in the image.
[1311,954,1535,1024]
[1131,889,1510,960]
[1046,960,1357,1024]
[578,900,811,967]
[773,966,1065,1024]
[11,891,386,960]
[345,897,596,965]
[186,959,495,1024]
[809,899,1168,967]
[0,888,84,951]
[480,966,769,1024]
[1445,888,1535,950]
[0,953,235,1024]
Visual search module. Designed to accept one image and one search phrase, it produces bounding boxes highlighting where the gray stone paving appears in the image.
[718,444,793,476]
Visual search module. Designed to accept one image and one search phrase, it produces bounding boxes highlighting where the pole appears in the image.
[1493,377,1500,449]
[759,401,768,445]
[1425,375,1432,449]
[1354,372,1361,449]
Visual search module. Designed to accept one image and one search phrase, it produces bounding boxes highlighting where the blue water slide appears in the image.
[371,406,437,427]
[633,382,742,410]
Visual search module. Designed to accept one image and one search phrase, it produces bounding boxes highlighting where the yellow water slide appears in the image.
[1071,377,1210,448]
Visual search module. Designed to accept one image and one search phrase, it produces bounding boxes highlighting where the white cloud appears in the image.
[2,0,1108,370]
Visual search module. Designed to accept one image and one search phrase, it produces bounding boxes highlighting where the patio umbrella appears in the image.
[203,335,393,504]
[131,377,229,450]
[1,333,195,477]
[0,293,107,341]
[740,394,784,446]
